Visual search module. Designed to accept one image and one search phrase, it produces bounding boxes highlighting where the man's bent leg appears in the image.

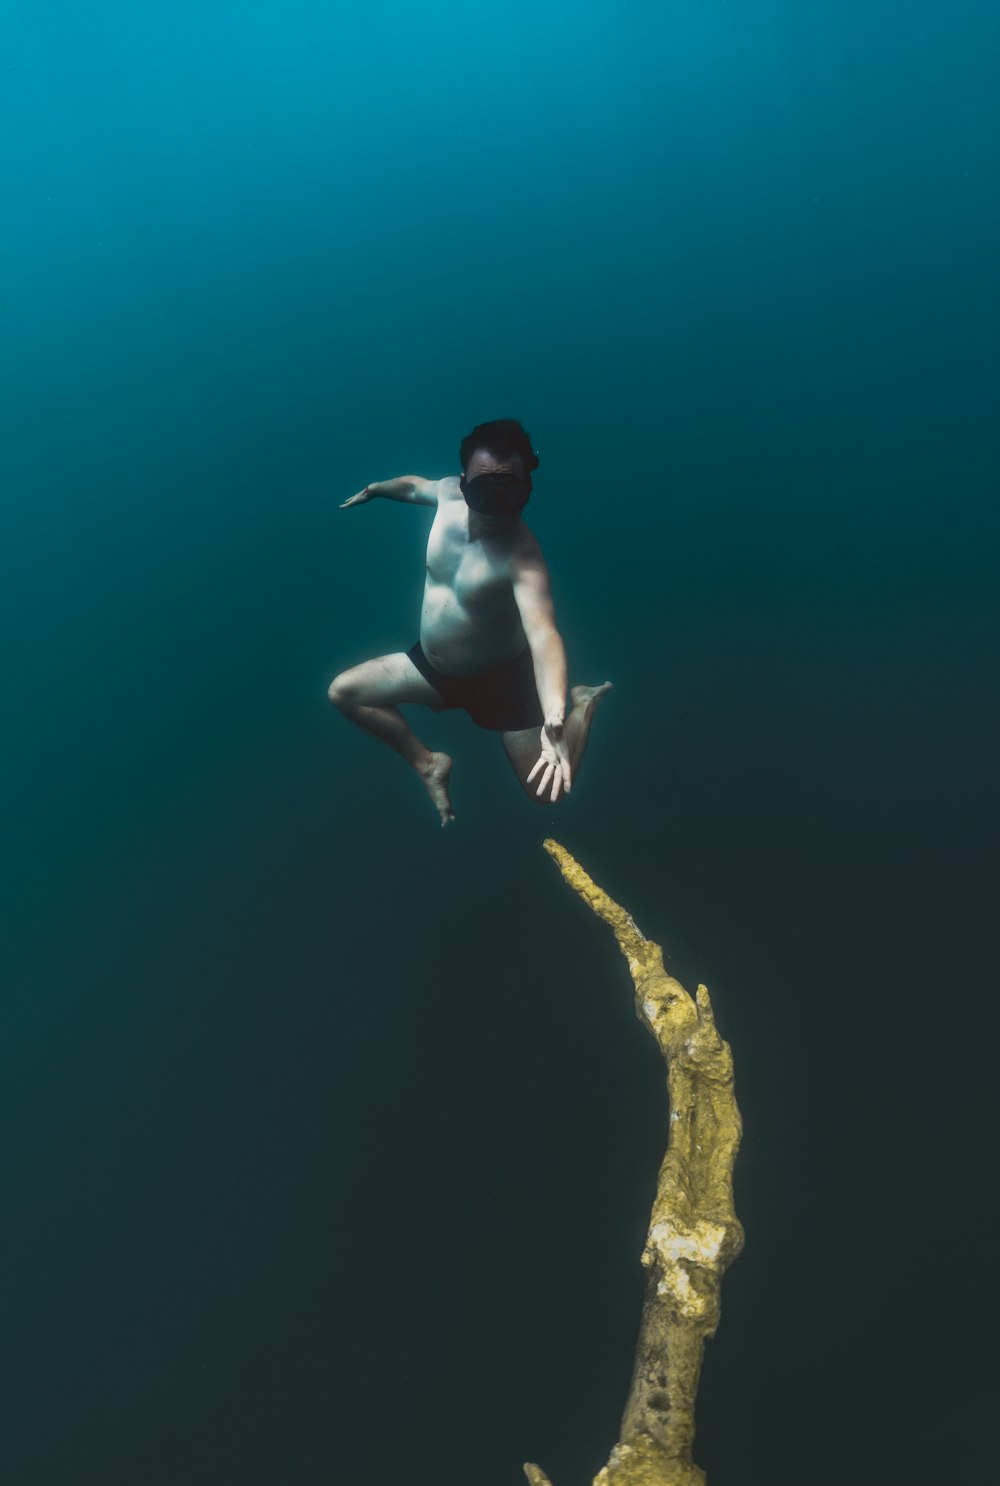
[500,727,546,802]
[563,682,613,776]
[501,682,612,802]
[328,653,456,825]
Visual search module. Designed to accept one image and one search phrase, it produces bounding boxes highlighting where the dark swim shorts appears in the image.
[407,642,544,732]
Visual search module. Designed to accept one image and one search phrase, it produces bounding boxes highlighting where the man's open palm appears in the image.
[527,722,572,803]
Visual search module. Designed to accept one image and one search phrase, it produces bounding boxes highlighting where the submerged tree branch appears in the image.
[525,841,744,1486]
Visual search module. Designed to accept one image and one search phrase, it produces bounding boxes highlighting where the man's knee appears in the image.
[512,766,556,806]
[525,780,560,806]
[328,672,356,711]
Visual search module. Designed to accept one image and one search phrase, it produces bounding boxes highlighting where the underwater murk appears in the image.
[2,2,996,1483]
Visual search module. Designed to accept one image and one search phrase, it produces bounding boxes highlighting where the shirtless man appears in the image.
[328,418,611,826]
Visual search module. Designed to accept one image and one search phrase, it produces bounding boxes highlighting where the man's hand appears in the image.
[527,716,572,803]
[340,485,373,508]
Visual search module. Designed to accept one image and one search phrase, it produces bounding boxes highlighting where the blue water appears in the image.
[2,3,997,1483]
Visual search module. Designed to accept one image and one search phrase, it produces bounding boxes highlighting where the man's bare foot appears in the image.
[570,682,613,713]
[418,751,456,826]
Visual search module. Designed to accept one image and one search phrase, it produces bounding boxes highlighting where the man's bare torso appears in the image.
[420,477,536,676]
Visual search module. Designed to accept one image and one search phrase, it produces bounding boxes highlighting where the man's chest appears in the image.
[425,508,511,602]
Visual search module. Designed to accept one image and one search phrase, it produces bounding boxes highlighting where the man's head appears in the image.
[459,419,539,529]
[460,418,539,481]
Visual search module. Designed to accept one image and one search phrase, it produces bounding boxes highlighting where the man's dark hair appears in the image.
[459,418,539,476]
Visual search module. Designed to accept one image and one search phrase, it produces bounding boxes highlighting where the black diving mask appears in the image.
[460,471,531,519]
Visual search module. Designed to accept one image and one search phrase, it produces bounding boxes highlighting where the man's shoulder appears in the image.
[436,475,463,501]
[511,521,545,563]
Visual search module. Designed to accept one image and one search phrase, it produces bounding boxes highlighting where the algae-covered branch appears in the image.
[524,841,744,1486]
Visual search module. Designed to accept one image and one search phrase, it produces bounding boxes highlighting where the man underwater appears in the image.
[329,418,611,825]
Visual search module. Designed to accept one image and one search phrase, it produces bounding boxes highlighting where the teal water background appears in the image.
[2,3,997,1483]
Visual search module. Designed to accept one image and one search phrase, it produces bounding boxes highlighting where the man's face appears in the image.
[461,448,530,534]
[464,447,526,483]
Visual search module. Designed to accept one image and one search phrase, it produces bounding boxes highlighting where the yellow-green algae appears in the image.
[525,842,744,1486]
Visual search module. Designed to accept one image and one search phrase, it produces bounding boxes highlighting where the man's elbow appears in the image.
[411,476,438,506]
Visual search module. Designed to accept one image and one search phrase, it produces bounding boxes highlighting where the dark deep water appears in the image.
[2,3,998,1483]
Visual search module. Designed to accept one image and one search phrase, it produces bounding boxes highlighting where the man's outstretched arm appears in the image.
[512,552,567,724]
[341,476,438,508]
[512,549,573,799]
